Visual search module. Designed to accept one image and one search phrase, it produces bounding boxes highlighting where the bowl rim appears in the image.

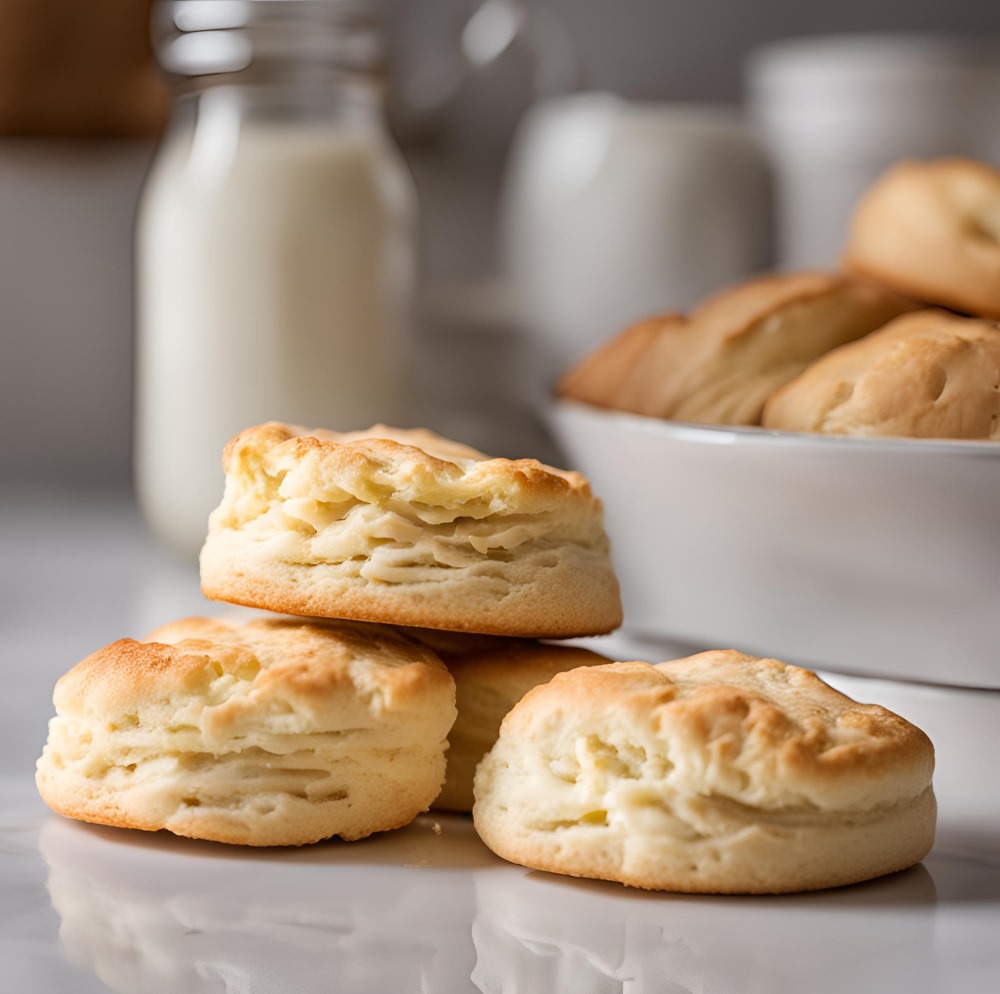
[549,399,1000,459]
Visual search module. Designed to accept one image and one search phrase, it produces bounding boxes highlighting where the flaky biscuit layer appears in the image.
[200,424,622,637]
[474,651,935,893]
[36,616,457,846]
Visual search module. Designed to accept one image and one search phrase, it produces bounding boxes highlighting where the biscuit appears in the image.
[473,651,935,893]
[557,272,913,425]
[36,616,457,846]
[843,157,1000,318]
[200,423,623,638]
[399,629,610,812]
[762,310,1000,439]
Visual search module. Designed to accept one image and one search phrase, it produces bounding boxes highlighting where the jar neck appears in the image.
[175,75,383,130]
[155,0,384,123]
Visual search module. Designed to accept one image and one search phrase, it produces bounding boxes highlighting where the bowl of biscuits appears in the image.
[551,157,1000,690]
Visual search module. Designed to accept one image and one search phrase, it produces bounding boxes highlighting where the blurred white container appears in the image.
[747,35,1000,269]
[501,94,771,390]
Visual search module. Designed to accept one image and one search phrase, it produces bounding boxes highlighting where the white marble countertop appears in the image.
[2,488,999,993]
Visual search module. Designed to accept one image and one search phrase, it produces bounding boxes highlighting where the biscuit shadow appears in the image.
[521,861,939,908]
[53,812,502,871]
[921,851,1000,905]
[521,849,1000,907]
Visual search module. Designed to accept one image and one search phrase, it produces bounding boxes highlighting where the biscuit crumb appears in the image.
[432,822,442,835]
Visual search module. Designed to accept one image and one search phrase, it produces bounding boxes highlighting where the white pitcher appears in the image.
[501,93,771,389]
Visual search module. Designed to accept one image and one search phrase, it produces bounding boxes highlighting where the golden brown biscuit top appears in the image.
[217,422,598,530]
[763,310,1000,439]
[841,157,1000,319]
[225,422,490,472]
[54,617,453,733]
[557,271,913,425]
[688,272,861,347]
[501,650,934,810]
[851,157,1000,240]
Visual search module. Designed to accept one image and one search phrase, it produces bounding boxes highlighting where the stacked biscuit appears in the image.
[36,423,621,845]
[560,157,1000,441]
[37,421,936,893]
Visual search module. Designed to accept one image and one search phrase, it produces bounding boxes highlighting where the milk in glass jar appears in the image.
[136,0,416,558]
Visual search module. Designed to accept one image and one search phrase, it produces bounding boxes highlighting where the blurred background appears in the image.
[3,0,1000,508]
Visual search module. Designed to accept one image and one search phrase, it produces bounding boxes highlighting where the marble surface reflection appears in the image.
[38,812,491,994]
[471,862,943,994]
[471,840,1000,994]
[3,785,1000,993]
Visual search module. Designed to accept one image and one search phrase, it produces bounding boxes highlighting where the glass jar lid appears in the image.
[153,0,382,78]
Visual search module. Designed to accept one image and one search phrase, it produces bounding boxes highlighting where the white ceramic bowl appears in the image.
[548,400,1000,689]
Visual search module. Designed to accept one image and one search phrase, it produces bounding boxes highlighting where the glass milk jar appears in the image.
[136,0,416,559]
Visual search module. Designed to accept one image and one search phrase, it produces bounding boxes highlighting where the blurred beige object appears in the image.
[558,272,913,425]
[399,629,610,813]
[0,0,167,137]
[843,158,1000,319]
[763,310,1000,440]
